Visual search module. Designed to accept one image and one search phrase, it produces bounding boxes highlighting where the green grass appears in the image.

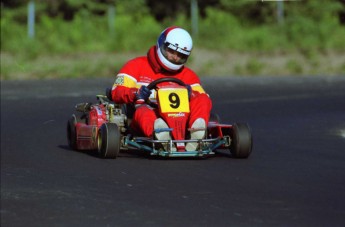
[1,5,345,79]
[2,48,344,80]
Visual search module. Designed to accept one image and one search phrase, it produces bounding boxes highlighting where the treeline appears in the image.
[2,0,345,26]
[1,0,345,56]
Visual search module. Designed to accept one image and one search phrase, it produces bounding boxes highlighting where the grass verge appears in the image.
[1,49,344,80]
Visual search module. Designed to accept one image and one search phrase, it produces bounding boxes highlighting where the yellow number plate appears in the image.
[158,88,190,113]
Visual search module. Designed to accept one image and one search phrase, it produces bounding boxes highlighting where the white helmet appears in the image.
[156,26,193,71]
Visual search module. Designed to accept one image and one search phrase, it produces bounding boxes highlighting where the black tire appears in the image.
[230,123,253,158]
[98,123,120,159]
[209,113,221,124]
[67,115,78,150]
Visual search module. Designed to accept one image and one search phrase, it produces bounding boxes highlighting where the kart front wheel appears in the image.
[98,123,120,159]
[230,123,253,158]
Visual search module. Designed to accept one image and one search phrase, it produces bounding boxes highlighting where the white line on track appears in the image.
[339,130,345,138]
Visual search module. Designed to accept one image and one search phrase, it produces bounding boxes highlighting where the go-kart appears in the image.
[67,78,253,159]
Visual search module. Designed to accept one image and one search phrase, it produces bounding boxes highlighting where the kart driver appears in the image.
[111,26,212,151]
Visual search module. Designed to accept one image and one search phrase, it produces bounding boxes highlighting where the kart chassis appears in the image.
[67,78,252,159]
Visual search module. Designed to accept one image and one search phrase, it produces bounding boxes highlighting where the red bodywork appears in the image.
[156,84,190,141]
[207,123,233,149]
[75,105,107,150]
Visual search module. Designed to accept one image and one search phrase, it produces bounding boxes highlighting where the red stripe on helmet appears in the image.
[164,26,180,36]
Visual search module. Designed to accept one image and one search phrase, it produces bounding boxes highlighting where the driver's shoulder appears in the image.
[127,56,148,65]
[182,66,198,76]
[180,67,200,83]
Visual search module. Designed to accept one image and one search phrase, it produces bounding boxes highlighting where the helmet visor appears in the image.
[160,42,189,65]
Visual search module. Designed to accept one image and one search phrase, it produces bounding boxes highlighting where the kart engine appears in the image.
[107,103,128,132]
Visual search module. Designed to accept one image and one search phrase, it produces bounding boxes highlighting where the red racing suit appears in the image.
[111,46,212,137]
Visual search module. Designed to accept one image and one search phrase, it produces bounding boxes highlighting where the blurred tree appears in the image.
[338,0,345,24]
[283,0,342,22]
[218,0,276,25]
[115,0,149,20]
[1,0,26,8]
[49,0,115,20]
[1,0,343,25]
[146,0,219,21]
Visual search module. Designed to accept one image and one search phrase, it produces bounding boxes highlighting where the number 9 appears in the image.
[169,93,180,109]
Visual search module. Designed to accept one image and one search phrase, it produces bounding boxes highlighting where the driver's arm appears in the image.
[111,73,139,103]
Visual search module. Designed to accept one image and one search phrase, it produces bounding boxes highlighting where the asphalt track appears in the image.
[1,76,345,226]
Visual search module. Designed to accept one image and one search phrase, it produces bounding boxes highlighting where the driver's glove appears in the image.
[136,85,152,103]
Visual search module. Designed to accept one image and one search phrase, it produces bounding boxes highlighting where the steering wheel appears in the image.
[147,77,186,90]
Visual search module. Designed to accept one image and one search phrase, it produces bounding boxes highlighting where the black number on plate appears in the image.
[169,93,180,109]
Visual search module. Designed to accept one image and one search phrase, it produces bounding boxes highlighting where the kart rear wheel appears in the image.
[67,114,86,150]
[98,123,120,159]
[230,123,253,158]
[67,115,78,150]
